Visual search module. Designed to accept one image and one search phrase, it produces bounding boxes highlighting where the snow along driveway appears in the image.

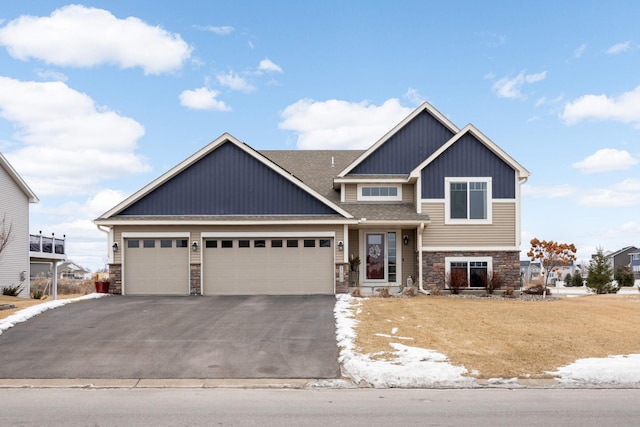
[2,293,640,387]
[333,294,640,388]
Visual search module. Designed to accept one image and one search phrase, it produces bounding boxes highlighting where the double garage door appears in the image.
[123,236,334,296]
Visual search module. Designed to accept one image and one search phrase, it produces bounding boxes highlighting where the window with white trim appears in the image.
[633,265,640,273]
[445,257,492,288]
[445,178,492,224]
[358,185,401,201]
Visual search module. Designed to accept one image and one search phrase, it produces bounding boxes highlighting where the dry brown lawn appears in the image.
[353,294,640,379]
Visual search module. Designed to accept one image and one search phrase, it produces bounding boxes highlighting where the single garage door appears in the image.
[202,237,334,295]
[124,238,190,295]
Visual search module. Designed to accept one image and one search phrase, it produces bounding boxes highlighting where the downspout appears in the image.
[417,222,428,295]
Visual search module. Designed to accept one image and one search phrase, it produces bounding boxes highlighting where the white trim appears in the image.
[360,229,401,285]
[334,177,410,184]
[340,183,346,203]
[338,101,460,177]
[422,246,520,252]
[343,224,349,264]
[201,231,335,238]
[444,177,492,225]
[95,218,358,226]
[421,198,443,204]
[356,184,402,201]
[122,232,191,238]
[445,256,493,288]
[416,177,422,214]
[493,198,516,203]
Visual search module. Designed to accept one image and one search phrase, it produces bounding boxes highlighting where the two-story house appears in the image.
[94,102,530,296]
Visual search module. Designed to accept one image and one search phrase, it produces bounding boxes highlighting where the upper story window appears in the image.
[358,185,401,201]
[445,178,492,224]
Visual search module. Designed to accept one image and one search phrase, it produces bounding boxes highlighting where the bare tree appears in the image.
[0,213,13,257]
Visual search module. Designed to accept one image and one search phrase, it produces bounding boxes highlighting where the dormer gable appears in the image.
[338,102,459,177]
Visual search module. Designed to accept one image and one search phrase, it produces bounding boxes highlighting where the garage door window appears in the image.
[143,240,155,248]
[176,240,188,248]
[254,240,266,248]
[160,239,172,248]
[271,240,283,248]
[319,239,331,247]
[287,239,298,248]
[127,240,139,248]
[205,240,217,248]
[221,240,233,248]
[239,240,250,248]
[304,239,315,247]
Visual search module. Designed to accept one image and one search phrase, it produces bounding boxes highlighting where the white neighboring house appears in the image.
[0,153,66,299]
[0,153,38,298]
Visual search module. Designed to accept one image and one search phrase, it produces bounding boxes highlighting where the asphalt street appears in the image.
[0,295,341,379]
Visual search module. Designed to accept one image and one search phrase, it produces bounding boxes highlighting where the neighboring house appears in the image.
[630,251,640,280]
[600,246,638,279]
[520,260,542,285]
[31,260,91,280]
[547,262,579,286]
[0,153,38,298]
[94,102,530,296]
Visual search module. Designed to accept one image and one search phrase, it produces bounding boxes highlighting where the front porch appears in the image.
[29,232,66,299]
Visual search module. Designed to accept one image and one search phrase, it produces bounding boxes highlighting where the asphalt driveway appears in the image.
[0,295,341,379]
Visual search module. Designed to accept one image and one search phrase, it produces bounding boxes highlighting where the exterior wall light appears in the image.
[112,242,119,252]
[403,235,409,246]
[338,241,344,251]
[192,241,198,251]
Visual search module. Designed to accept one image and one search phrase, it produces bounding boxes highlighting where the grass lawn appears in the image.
[353,293,640,379]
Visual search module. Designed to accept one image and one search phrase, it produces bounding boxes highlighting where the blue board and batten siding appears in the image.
[349,111,455,175]
[120,142,338,216]
[421,133,516,199]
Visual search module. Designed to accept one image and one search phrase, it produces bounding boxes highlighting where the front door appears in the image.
[366,233,385,280]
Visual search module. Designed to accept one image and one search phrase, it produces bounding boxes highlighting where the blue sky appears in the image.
[0,1,639,271]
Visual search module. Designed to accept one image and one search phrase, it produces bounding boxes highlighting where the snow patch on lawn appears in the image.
[549,354,640,386]
[334,294,474,388]
[0,293,108,336]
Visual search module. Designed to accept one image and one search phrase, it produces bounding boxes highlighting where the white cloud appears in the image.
[403,88,425,106]
[258,59,283,73]
[522,184,575,199]
[35,69,67,82]
[577,179,640,207]
[572,148,638,173]
[0,5,192,75]
[279,98,413,149]
[0,76,148,196]
[562,86,640,126]
[573,43,587,58]
[179,87,231,111]
[196,25,234,35]
[493,70,547,99]
[216,71,255,93]
[607,41,632,54]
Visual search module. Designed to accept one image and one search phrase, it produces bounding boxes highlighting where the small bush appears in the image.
[503,286,515,298]
[486,271,505,294]
[377,288,390,298]
[402,287,417,297]
[350,287,363,298]
[446,269,467,294]
[2,284,24,296]
[523,284,552,296]
[428,285,441,296]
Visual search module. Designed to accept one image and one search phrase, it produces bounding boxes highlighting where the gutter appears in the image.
[417,222,429,295]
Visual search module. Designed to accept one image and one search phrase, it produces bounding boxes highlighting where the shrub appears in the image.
[564,273,573,287]
[2,284,24,296]
[350,287,363,298]
[446,269,467,294]
[587,249,618,294]
[428,285,441,296]
[485,271,505,294]
[402,287,417,297]
[31,286,44,299]
[615,266,635,287]
[571,273,585,287]
[503,286,515,298]
[377,288,390,298]
[523,284,552,296]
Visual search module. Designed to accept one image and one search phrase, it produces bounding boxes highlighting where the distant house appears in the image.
[58,261,91,280]
[0,153,38,298]
[520,260,542,284]
[627,251,640,281]
[601,246,638,279]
